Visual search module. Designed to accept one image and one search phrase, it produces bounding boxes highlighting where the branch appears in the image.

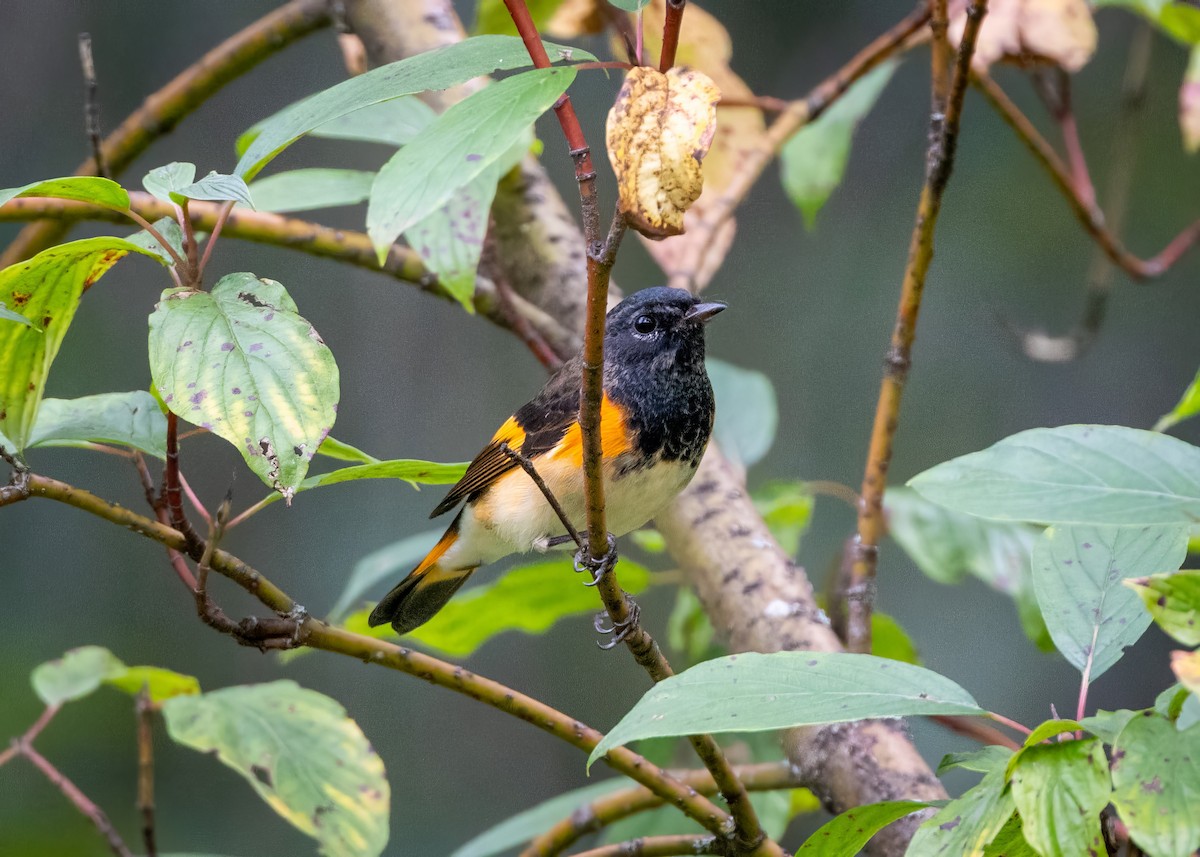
[845,0,987,654]
[659,0,686,72]
[524,762,799,857]
[7,472,733,838]
[571,835,720,857]
[135,689,157,857]
[0,0,331,267]
[973,68,1200,281]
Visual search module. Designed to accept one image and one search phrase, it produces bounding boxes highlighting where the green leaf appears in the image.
[1125,568,1200,646]
[1110,712,1200,857]
[1010,738,1109,857]
[1032,525,1188,678]
[248,169,374,214]
[163,680,390,857]
[937,745,1013,776]
[474,0,567,35]
[317,435,380,465]
[872,612,921,665]
[587,652,985,768]
[236,36,591,180]
[148,273,340,499]
[1157,683,1192,722]
[1094,0,1200,46]
[0,176,129,210]
[105,665,200,703]
[908,767,1016,857]
[796,800,933,855]
[329,529,446,620]
[367,67,575,259]
[31,645,126,707]
[629,527,666,553]
[1155,366,1200,431]
[982,813,1041,857]
[753,481,813,555]
[143,162,197,203]
[403,134,530,310]
[781,60,896,228]
[125,217,187,267]
[236,96,437,156]
[1182,692,1200,730]
[1005,720,1084,778]
[28,391,168,458]
[909,425,1200,526]
[179,171,254,208]
[667,586,721,665]
[0,237,157,450]
[401,559,651,656]
[1079,709,1139,744]
[707,357,778,469]
[0,301,37,328]
[448,778,628,857]
[249,459,468,512]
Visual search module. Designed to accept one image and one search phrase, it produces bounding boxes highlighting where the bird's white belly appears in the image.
[446,456,699,569]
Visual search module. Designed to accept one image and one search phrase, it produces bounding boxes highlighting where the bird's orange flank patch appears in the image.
[413,527,458,577]
[554,395,631,465]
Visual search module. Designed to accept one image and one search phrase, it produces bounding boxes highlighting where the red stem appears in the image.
[22,744,134,857]
[659,0,686,72]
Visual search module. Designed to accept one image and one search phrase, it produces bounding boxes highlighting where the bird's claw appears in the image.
[595,598,641,650]
[575,533,618,586]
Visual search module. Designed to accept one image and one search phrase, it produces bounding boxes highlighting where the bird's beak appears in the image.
[685,301,727,323]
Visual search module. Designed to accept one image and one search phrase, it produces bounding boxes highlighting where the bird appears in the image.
[368,286,726,635]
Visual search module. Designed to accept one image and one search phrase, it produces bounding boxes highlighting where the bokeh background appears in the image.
[2,2,1198,854]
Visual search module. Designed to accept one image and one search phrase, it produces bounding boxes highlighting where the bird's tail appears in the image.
[367,517,476,635]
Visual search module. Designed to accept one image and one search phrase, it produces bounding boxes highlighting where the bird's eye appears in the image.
[634,315,656,334]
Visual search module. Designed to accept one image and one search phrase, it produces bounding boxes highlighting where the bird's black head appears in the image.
[604,287,725,373]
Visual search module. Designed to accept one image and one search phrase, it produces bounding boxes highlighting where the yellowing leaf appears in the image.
[1183,47,1200,154]
[544,0,607,37]
[1173,649,1200,697]
[606,66,720,239]
[950,0,1097,72]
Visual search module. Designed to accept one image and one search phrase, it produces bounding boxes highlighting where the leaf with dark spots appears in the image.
[148,272,339,498]
[251,764,273,788]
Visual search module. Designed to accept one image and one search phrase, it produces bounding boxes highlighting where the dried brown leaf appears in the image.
[606,66,720,239]
[950,0,1096,72]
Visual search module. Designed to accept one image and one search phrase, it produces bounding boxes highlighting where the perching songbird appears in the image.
[368,286,725,635]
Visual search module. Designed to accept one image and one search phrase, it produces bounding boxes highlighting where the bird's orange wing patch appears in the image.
[429,415,529,517]
[492,415,526,449]
[552,394,631,465]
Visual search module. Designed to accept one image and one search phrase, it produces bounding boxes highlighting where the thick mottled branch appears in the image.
[656,450,947,857]
[973,69,1200,281]
[8,473,732,837]
[0,0,331,267]
[845,0,987,654]
[524,762,799,857]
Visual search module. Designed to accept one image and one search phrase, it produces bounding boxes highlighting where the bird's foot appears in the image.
[594,598,641,650]
[574,532,617,586]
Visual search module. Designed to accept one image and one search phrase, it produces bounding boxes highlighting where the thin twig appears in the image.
[931,715,1020,751]
[21,742,134,857]
[973,69,1200,280]
[845,0,988,654]
[10,471,733,837]
[164,412,201,551]
[197,200,235,283]
[1,0,331,267]
[177,471,212,527]
[499,442,582,548]
[987,711,1033,736]
[659,0,686,72]
[77,33,106,179]
[122,208,190,271]
[135,688,156,857]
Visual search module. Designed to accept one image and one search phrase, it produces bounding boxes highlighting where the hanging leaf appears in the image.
[178,171,254,208]
[606,66,720,239]
[907,766,1016,857]
[1124,569,1200,646]
[909,425,1200,526]
[448,777,628,857]
[31,645,199,706]
[707,357,778,468]
[147,272,339,500]
[1110,712,1200,857]
[317,436,379,465]
[163,680,390,857]
[105,665,201,703]
[247,458,468,513]
[368,67,575,259]
[0,175,129,210]
[795,800,934,855]
[1032,524,1188,678]
[886,487,1050,649]
[587,652,985,768]
[27,391,167,458]
[237,36,592,180]
[249,169,374,214]
[0,237,158,450]
[1010,738,1109,857]
[949,0,1098,72]
[143,162,197,204]
[781,60,896,229]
